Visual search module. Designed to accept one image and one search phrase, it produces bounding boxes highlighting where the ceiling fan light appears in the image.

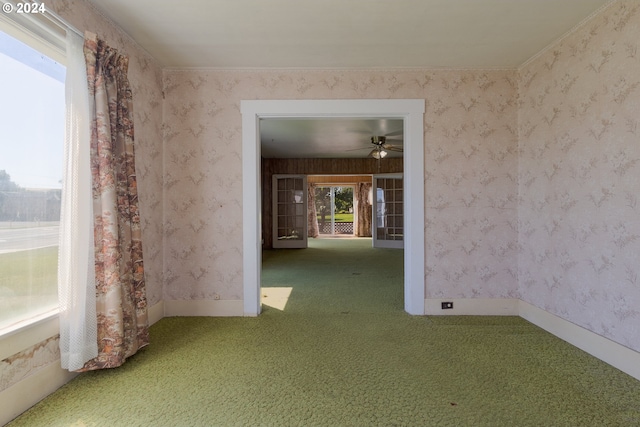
[370,148,388,159]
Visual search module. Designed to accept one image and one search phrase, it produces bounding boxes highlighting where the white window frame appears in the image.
[0,2,66,65]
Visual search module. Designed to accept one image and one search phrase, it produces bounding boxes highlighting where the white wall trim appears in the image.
[241,99,426,316]
[0,314,59,362]
[0,361,78,426]
[519,300,640,381]
[425,298,519,315]
[148,301,165,325]
[164,299,244,317]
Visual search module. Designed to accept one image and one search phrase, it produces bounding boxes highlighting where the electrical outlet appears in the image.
[441,301,453,309]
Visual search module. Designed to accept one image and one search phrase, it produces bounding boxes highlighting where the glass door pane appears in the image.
[333,186,353,236]
[314,186,354,236]
[273,175,307,248]
[373,174,403,249]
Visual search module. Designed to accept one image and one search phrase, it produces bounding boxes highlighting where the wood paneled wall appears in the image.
[308,175,374,185]
[262,158,402,248]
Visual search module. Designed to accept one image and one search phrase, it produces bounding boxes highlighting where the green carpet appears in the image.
[8,238,640,426]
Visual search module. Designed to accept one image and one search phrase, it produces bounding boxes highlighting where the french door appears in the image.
[372,174,403,249]
[272,174,308,248]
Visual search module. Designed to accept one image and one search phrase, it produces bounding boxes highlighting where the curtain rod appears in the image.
[43,6,83,38]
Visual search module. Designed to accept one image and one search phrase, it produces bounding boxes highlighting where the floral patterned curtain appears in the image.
[355,182,372,237]
[80,33,148,371]
[307,183,319,238]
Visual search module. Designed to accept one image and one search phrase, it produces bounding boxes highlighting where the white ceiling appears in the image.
[260,118,404,159]
[89,0,610,69]
[88,0,611,158]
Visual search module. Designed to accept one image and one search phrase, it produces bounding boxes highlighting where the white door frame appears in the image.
[241,99,425,316]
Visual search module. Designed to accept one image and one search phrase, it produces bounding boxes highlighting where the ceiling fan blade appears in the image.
[383,144,403,152]
[385,130,404,137]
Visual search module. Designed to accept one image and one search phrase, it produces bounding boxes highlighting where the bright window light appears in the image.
[0,30,65,332]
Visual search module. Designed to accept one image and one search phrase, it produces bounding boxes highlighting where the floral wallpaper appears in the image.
[518,0,640,352]
[423,73,519,299]
[162,69,519,302]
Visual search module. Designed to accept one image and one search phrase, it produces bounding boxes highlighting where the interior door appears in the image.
[372,174,403,249]
[272,174,308,249]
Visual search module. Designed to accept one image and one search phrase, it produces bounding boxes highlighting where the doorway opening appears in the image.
[242,99,425,316]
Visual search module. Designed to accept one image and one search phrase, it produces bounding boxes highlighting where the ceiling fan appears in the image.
[369,135,403,159]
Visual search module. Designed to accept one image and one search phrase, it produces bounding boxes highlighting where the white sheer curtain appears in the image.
[58,31,97,371]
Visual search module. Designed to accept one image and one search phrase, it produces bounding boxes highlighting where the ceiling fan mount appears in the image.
[369,135,403,159]
[371,136,386,146]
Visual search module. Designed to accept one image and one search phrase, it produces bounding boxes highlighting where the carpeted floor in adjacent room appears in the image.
[8,238,640,426]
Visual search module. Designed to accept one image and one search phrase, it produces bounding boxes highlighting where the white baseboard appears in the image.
[164,299,244,317]
[518,300,640,381]
[425,298,519,315]
[0,362,78,426]
[148,300,164,325]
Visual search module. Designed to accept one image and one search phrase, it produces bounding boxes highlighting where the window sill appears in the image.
[0,309,60,361]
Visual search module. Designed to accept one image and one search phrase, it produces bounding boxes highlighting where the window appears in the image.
[0,28,65,331]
